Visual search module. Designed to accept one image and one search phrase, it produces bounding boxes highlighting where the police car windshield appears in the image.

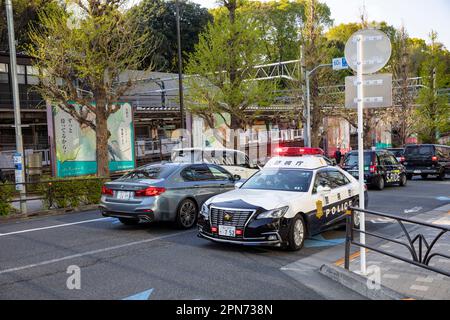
[241,169,313,192]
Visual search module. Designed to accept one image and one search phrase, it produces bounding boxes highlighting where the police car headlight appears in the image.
[257,206,289,219]
[200,203,209,220]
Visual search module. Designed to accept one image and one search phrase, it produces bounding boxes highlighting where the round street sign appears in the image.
[344,29,392,74]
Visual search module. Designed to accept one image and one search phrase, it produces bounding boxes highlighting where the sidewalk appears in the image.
[335,204,450,300]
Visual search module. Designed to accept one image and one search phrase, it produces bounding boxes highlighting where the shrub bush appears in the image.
[0,183,15,216]
[39,177,107,209]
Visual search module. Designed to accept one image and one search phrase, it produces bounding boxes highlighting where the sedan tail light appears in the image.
[101,186,113,196]
[135,186,166,197]
[431,156,438,162]
[369,164,378,173]
[400,156,405,163]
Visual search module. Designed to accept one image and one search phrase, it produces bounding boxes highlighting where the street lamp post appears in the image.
[175,0,185,130]
[5,0,27,214]
[305,63,332,147]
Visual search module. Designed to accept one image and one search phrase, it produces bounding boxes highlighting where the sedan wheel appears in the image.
[286,214,306,251]
[399,173,407,186]
[176,199,198,229]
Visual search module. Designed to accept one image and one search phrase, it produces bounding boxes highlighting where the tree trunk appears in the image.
[95,98,110,177]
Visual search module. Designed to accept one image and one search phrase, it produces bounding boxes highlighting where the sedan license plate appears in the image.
[116,191,131,200]
[219,225,236,237]
[414,170,421,174]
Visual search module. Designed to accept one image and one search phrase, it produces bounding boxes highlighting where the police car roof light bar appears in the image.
[274,147,324,157]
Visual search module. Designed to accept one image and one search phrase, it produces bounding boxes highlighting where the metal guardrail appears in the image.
[344,207,450,277]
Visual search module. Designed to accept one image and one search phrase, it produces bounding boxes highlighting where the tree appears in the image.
[0,0,55,51]
[28,0,155,177]
[185,0,276,133]
[388,26,416,146]
[128,0,212,73]
[301,0,333,147]
[415,31,450,143]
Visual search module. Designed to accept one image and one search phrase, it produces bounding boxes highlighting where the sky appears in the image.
[135,0,449,48]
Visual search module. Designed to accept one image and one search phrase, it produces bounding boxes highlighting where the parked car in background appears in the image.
[386,148,405,163]
[403,144,450,180]
[341,150,407,190]
[171,148,259,179]
[99,162,240,228]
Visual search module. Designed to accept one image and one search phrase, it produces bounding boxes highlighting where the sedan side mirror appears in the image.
[317,185,331,193]
[233,174,241,181]
[234,181,244,189]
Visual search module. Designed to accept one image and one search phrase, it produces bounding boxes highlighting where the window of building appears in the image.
[0,63,8,83]
[17,65,26,84]
[26,66,39,85]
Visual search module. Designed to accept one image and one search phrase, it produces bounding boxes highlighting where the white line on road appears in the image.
[0,217,114,237]
[0,230,193,275]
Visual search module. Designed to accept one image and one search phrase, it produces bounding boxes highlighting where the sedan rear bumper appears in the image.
[99,205,155,222]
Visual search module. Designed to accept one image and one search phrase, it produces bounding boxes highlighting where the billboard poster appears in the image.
[53,102,135,177]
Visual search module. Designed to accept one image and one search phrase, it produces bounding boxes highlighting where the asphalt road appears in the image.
[0,177,448,300]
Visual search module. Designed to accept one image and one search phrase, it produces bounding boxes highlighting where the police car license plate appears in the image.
[219,225,236,237]
[116,191,131,200]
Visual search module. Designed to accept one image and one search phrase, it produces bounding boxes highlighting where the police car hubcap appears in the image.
[294,220,304,246]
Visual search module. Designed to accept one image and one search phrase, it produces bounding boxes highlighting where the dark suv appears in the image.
[403,144,450,180]
[342,150,407,190]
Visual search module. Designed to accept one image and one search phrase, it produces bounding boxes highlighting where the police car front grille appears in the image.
[210,207,254,228]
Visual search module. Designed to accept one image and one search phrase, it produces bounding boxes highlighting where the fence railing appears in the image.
[344,207,450,277]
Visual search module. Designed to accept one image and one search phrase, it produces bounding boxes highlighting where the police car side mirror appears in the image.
[317,185,331,193]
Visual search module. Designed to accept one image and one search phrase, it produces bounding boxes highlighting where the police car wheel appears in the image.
[175,199,198,229]
[286,214,306,251]
[375,176,385,190]
[399,173,407,186]
[118,218,139,225]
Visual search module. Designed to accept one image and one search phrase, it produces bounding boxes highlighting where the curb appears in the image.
[0,204,99,222]
[319,264,410,300]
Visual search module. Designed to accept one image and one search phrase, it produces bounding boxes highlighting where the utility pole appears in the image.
[5,0,27,214]
[300,44,307,144]
[175,0,185,130]
[305,63,332,147]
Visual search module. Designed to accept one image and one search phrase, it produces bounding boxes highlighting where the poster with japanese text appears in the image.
[53,102,134,177]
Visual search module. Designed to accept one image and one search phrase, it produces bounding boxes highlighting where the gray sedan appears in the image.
[99,162,239,229]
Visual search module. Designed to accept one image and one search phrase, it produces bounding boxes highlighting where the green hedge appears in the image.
[0,183,15,216]
[39,177,106,209]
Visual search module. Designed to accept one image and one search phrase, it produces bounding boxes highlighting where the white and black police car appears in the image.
[197,147,368,251]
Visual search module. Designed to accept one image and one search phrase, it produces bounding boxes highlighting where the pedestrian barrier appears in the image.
[344,207,450,277]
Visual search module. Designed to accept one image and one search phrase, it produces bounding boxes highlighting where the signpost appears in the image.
[344,29,392,275]
[332,57,348,71]
[345,73,392,108]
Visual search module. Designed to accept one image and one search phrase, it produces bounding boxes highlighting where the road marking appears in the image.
[123,288,154,300]
[436,196,450,201]
[404,206,422,214]
[0,217,115,237]
[334,249,370,266]
[0,230,193,275]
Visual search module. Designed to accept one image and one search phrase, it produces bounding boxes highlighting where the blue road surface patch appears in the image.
[304,234,345,248]
[123,289,154,300]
